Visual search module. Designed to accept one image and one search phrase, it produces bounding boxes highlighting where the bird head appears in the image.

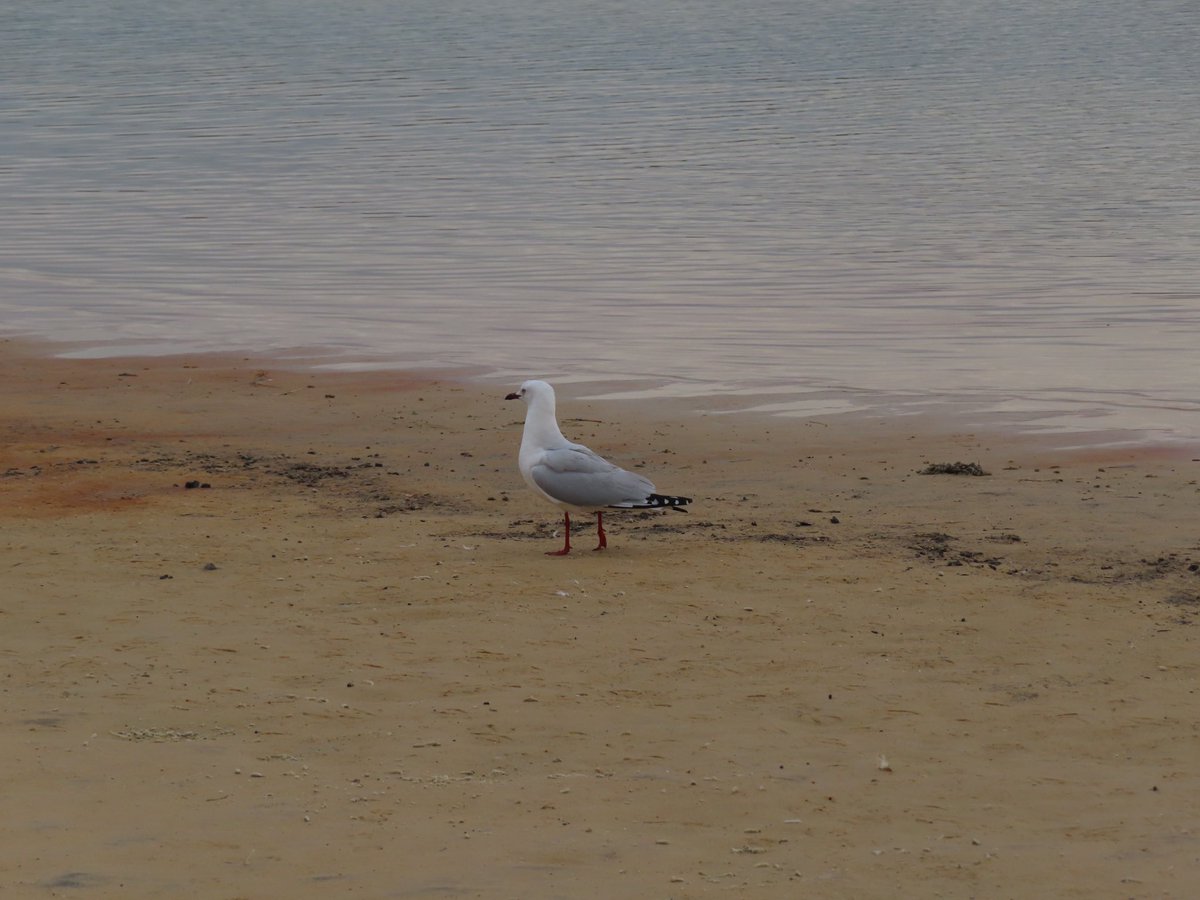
[505,379,553,403]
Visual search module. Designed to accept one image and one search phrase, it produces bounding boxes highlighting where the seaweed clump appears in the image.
[919,461,990,476]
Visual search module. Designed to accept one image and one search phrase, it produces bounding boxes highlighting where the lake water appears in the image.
[4,0,1199,442]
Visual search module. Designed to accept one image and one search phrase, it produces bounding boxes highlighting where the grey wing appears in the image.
[530,445,656,509]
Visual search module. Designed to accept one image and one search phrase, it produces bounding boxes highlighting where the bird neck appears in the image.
[522,391,569,451]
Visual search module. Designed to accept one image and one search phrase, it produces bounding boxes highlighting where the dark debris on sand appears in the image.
[919,461,990,476]
[136,448,455,517]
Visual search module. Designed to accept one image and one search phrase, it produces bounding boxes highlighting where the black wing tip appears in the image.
[647,493,693,509]
[608,494,693,511]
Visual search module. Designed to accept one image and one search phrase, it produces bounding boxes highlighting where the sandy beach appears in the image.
[2,337,1198,898]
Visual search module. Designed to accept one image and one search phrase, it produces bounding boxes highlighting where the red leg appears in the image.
[546,511,571,556]
[593,511,607,551]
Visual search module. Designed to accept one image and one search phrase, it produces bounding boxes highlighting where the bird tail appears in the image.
[616,493,692,512]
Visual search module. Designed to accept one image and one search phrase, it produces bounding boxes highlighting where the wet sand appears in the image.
[2,338,1198,898]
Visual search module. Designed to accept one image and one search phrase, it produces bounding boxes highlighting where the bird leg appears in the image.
[594,511,607,551]
[547,511,572,556]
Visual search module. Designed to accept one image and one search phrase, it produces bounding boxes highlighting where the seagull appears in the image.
[505,379,691,555]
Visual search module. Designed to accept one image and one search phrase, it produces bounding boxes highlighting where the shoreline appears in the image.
[8,332,1200,457]
[3,337,1200,896]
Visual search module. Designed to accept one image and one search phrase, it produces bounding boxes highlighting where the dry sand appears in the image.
[2,337,1198,898]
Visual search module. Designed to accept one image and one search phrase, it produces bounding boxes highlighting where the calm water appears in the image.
[4,0,1199,441]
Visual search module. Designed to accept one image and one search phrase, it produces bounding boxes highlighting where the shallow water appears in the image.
[3,0,1199,441]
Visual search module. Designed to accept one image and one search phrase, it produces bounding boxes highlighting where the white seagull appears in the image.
[505,379,692,555]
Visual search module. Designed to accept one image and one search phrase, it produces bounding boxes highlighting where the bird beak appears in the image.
[505,392,520,400]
